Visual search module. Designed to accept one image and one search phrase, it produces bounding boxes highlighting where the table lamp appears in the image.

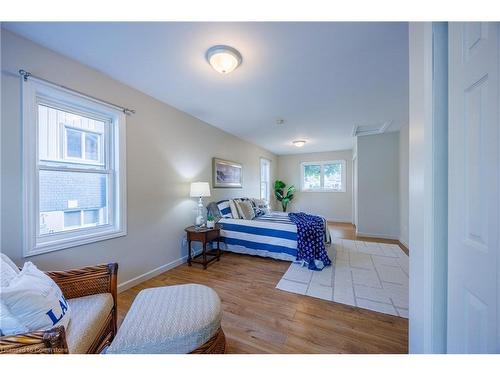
[190,182,211,227]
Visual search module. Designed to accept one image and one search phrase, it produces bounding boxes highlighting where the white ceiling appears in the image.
[4,22,409,155]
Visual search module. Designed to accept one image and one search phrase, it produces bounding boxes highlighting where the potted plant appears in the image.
[274,180,296,212]
[206,213,215,229]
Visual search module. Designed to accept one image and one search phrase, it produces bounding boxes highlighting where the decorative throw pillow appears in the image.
[206,202,222,221]
[0,262,71,335]
[216,200,232,218]
[1,253,19,287]
[251,198,270,215]
[0,300,28,336]
[252,198,269,208]
[228,199,240,219]
[236,200,256,220]
[253,207,265,217]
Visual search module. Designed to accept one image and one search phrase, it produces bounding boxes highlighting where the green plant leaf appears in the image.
[274,180,286,190]
[275,190,284,201]
[274,180,294,209]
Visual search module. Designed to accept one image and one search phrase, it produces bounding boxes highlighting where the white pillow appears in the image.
[235,200,256,220]
[1,253,19,287]
[228,199,240,219]
[0,262,71,335]
[0,300,29,336]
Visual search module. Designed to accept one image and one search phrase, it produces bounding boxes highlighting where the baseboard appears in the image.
[117,256,187,293]
[398,240,409,255]
[355,231,400,240]
[399,238,409,249]
[326,219,353,225]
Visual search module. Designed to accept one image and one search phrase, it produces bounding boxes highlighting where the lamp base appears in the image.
[195,215,204,227]
[195,196,205,227]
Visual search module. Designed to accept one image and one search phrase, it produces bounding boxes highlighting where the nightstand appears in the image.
[185,225,222,269]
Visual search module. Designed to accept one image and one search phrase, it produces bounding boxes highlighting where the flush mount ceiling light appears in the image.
[293,140,307,148]
[206,45,242,74]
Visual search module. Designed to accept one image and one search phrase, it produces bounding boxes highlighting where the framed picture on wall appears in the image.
[213,158,243,188]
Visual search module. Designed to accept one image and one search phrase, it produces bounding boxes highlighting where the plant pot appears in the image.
[207,220,215,229]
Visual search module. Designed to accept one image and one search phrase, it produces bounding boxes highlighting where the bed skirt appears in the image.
[219,242,296,262]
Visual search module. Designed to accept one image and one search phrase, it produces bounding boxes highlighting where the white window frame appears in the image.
[22,78,127,257]
[300,160,347,193]
[260,157,271,202]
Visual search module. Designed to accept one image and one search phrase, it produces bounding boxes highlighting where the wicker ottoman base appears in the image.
[190,327,226,354]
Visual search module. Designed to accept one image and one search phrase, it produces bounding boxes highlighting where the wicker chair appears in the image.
[0,263,118,354]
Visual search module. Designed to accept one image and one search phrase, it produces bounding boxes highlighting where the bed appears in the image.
[208,200,331,263]
[218,212,300,261]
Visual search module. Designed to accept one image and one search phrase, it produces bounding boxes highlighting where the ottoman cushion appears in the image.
[108,284,222,354]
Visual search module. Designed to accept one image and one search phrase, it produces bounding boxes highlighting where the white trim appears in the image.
[22,77,127,257]
[27,230,126,257]
[409,22,447,353]
[118,256,188,293]
[351,121,392,137]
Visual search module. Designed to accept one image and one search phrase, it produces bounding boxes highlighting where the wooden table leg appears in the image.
[217,237,221,261]
[188,240,192,266]
[203,241,207,270]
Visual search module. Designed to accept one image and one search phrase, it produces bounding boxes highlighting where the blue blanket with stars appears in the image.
[288,212,332,270]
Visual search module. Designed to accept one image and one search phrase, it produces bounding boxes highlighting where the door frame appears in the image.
[408,21,449,353]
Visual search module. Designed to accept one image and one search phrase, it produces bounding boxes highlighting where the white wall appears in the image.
[356,132,400,239]
[0,30,278,290]
[277,150,353,222]
[399,123,409,247]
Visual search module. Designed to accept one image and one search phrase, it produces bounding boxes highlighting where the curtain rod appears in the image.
[19,69,136,116]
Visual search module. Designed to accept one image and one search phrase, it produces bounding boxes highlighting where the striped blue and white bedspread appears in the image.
[218,212,298,261]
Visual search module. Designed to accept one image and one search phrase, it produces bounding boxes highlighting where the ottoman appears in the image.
[107,284,225,354]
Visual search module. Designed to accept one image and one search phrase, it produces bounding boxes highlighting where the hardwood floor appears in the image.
[117,222,409,353]
[328,221,409,255]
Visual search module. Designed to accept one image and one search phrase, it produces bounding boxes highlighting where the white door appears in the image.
[448,22,500,353]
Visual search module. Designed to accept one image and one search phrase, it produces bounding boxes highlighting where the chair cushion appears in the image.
[66,293,113,354]
[107,284,222,354]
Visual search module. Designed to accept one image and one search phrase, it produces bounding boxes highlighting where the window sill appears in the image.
[24,228,127,258]
[301,189,346,193]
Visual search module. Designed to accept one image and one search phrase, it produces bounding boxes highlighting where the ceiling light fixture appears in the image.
[293,140,307,148]
[206,45,242,74]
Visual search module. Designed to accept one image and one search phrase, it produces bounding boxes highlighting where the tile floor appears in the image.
[276,238,409,318]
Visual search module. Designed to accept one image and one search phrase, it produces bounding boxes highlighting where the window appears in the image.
[23,78,127,256]
[260,158,271,202]
[64,126,102,163]
[300,160,346,192]
[63,209,100,229]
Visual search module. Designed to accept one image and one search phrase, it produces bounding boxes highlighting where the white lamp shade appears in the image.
[190,182,211,198]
